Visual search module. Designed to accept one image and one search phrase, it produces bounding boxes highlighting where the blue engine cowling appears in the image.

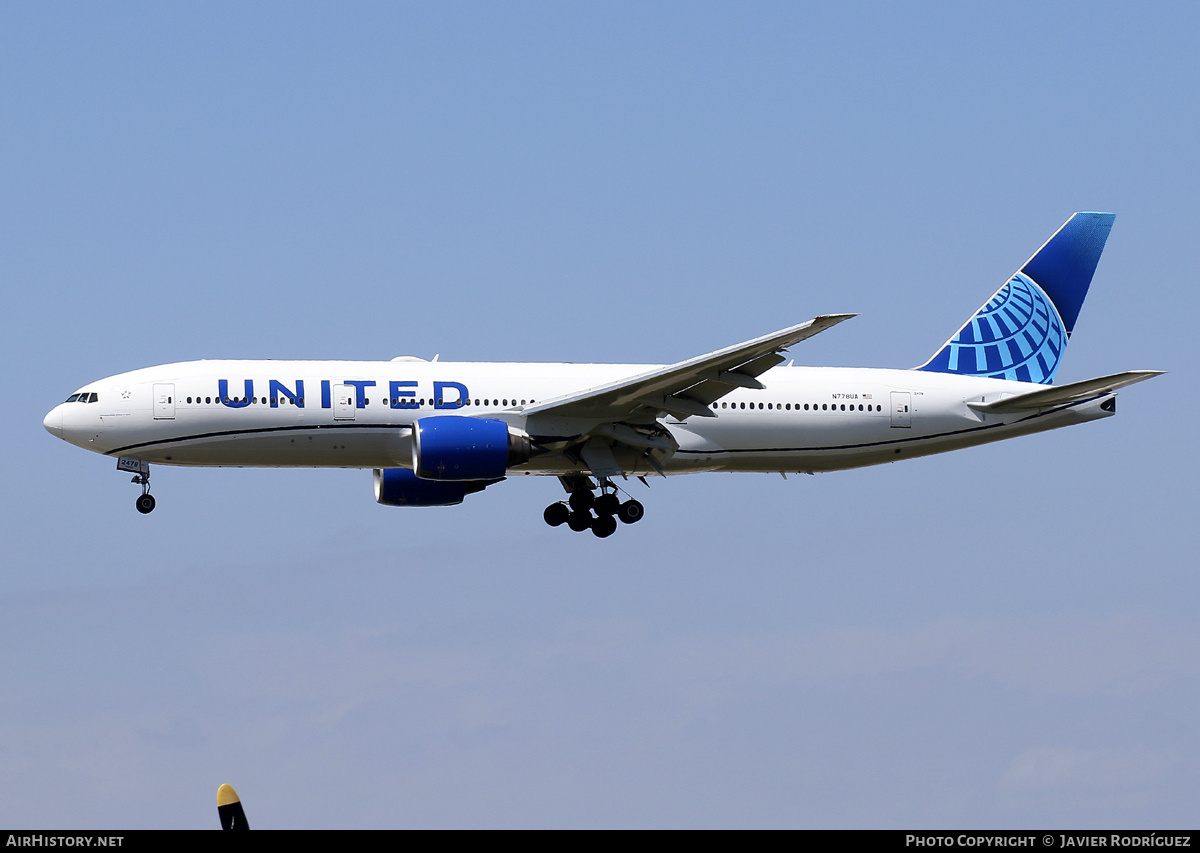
[411,416,531,481]
[373,468,497,507]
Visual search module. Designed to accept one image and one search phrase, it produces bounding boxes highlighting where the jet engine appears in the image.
[373,467,497,507]
[411,416,531,481]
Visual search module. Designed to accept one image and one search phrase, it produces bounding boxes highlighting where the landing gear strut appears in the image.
[543,476,643,538]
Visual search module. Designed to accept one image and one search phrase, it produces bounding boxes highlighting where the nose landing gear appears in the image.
[543,476,643,538]
[117,457,156,514]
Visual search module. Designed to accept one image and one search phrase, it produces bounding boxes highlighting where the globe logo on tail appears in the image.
[937,273,1066,384]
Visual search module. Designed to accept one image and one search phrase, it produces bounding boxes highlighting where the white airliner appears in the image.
[44,213,1161,537]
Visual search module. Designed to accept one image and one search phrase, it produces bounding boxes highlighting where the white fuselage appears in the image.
[42,359,1113,477]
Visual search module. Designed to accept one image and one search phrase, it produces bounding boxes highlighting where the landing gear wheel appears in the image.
[594,493,620,516]
[135,493,156,514]
[543,503,570,527]
[617,499,644,524]
[567,511,593,532]
[591,514,618,538]
[568,490,595,512]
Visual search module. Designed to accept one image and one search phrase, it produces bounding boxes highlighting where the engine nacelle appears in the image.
[411,416,531,481]
[373,468,496,507]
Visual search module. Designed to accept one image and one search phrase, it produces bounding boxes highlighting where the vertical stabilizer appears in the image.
[917,212,1115,384]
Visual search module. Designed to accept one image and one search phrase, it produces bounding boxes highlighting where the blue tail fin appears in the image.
[917,212,1115,384]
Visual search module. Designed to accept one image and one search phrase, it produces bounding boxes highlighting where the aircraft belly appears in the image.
[666,400,1090,473]
[681,403,1106,473]
[673,414,895,472]
[135,426,412,468]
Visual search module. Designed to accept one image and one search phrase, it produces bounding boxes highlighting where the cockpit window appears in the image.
[65,393,81,402]
[65,392,99,403]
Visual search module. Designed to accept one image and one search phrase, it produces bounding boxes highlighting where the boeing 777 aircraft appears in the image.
[44,213,1161,537]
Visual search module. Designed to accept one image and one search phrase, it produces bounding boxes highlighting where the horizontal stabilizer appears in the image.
[969,370,1164,413]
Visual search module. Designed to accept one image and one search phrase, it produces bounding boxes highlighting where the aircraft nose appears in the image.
[43,405,64,438]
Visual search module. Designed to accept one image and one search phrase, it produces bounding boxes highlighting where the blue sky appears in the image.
[2,2,1196,827]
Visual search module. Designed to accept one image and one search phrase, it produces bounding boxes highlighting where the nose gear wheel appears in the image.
[129,466,156,514]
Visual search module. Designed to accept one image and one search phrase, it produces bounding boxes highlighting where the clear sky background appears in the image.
[1,2,1196,828]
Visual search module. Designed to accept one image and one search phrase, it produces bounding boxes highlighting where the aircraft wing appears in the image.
[523,314,856,422]
[969,370,1164,413]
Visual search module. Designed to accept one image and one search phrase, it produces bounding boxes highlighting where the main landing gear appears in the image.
[543,478,643,538]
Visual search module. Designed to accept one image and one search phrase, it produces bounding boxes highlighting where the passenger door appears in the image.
[334,384,356,420]
[890,391,911,428]
[153,384,175,420]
